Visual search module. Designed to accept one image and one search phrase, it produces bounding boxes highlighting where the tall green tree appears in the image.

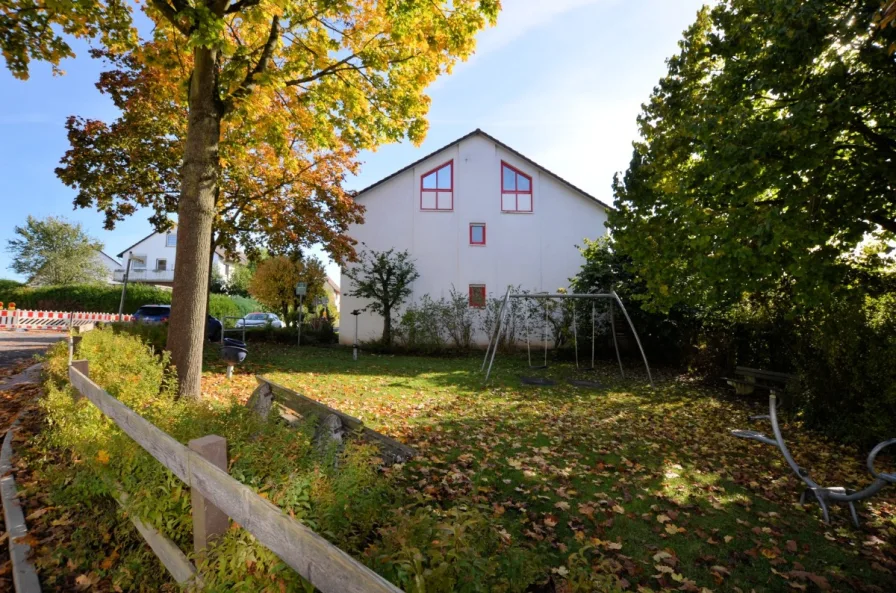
[610,2,896,313]
[1,0,499,397]
[344,247,419,346]
[6,216,108,286]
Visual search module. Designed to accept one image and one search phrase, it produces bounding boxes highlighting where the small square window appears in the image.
[470,223,486,245]
[469,284,486,308]
[156,259,167,272]
[166,233,177,247]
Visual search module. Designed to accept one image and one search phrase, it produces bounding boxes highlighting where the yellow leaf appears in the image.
[656,514,671,523]
[96,450,110,465]
[612,504,625,514]
[665,523,679,535]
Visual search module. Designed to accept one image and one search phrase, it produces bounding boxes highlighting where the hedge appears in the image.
[0,280,261,321]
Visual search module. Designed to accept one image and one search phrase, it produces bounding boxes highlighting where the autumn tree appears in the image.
[249,255,325,324]
[2,0,499,397]
[6,216,108,286]
[610,2,896,313]
[344,247,419,347]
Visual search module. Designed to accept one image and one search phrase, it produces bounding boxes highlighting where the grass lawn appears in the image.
[203,343,896,592]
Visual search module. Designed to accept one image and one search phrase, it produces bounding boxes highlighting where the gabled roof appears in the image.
[97,250,121,266]
[117,229,240,262]
[117,231,157,258]
[352,128,613,210]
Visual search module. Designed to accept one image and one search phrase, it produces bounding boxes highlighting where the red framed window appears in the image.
[500,161,533,213]
[469,284,487,308]
[420,161,453,211]
[469,223,486,245]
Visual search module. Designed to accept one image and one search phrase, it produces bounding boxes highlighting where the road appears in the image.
[0,330,66,371]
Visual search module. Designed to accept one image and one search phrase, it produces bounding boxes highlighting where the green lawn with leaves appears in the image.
[205,344,896,592]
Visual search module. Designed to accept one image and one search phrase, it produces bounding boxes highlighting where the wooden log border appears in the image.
[113,486,199,586]
[1,417,42,593]
[68,364,402,593]
[257,376,417,463]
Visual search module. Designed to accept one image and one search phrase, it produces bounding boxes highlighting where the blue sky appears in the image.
[0,0,707,282]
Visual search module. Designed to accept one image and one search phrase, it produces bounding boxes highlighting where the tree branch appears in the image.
[149,0,192,36]
[226,0,262,14]
[223,17,280,113]
[869,212,896,235]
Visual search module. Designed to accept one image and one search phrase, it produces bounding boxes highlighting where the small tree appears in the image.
[6,216,107,286]
[344,248,419,347]
[249,255,325,326]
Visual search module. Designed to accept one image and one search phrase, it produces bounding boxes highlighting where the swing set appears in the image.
[481,287,654,387]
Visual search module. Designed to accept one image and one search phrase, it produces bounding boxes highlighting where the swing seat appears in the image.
[520,376,557,386]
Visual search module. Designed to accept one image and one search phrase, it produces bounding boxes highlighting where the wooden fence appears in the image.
[68,362,403,593]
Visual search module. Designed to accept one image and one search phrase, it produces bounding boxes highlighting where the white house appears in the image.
[114,229,238,287]
[325,276,341,313]
[94,250,122,284]
[340,129,610,346]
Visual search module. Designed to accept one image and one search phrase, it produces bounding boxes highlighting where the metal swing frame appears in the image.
[480,288,654,386]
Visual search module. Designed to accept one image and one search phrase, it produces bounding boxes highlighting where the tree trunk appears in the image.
[167,42,222,399]
[382,307,392,346]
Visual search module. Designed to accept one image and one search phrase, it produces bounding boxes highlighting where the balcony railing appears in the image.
[113,269,175,283]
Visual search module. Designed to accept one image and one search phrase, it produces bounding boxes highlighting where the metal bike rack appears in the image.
[732,391,896,526]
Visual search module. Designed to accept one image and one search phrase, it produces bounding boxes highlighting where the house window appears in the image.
[469,284,486,308]
[166,233,177,247]
[156,259,167,272]
[420,161,453,211]
[501,162,533,213]
[131,255,147,270]
[469,223,486,245]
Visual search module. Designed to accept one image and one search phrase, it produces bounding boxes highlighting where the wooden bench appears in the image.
[724,366,795,396]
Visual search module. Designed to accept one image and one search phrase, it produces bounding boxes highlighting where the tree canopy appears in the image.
[248,255,325,323]
[3,0,499,397]
[610,1,896,312]
[6,216,108,286]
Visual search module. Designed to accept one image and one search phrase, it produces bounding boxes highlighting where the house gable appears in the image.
[353,129,612,212]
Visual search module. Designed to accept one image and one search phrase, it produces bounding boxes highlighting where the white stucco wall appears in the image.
[118,231,233,283]
[340,133,609,346]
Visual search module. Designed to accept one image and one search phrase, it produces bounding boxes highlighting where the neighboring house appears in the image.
[340,129,610,346]
[114,229,238,287]
[325,276,341,313]
[94,250,121,284]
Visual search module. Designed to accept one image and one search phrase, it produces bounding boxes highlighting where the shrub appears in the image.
[39,327,393,590]
[790,293,896,446]
[395,294,447,353]
[0,283,173,313]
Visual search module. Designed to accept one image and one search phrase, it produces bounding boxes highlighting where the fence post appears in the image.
[188,435,229,555]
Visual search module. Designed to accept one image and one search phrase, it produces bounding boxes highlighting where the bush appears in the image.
[0,283,173,313]
[790,293,896,446]
[39,327,393,590]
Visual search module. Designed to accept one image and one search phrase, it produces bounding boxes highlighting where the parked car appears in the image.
[132,304,223,342]
[235,312,283,329]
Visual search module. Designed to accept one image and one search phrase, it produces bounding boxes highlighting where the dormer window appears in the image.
[166,232,177,247]
[501,162,533,213]
[420,161,453,211]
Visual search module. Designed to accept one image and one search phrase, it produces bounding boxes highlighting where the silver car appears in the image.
[235,312,284,329]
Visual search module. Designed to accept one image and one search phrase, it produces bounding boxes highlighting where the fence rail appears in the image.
[67,363,402,593]
[0,310,132,331]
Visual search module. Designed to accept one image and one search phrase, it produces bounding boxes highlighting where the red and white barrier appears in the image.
[0,310,133,331]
